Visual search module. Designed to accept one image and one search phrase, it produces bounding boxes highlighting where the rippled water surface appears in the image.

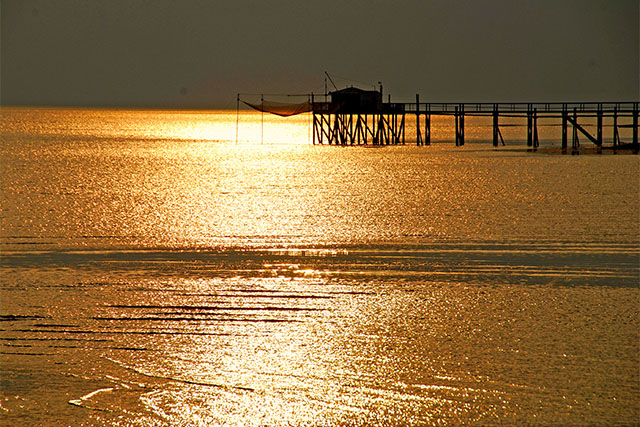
[1,108,639,426]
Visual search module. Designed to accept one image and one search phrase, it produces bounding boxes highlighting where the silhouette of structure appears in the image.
[405,101,639,152]
[238,89,639,152]
[311,87,405,146]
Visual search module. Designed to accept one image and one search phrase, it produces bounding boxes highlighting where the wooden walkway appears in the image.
[312,99,639,151]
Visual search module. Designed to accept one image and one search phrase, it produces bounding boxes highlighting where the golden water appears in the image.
[1,107,638,425]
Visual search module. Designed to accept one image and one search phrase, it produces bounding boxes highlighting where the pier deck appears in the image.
[312,99,639,151]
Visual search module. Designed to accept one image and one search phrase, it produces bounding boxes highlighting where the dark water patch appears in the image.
[142,310,322,317]
[106,304,324,312]
[326,291,376,295]
[32,323,81,328]
[0,351,53,356]
[0,241,52,246]
[0,314,48,321]
[174,292,334,299]
[94,316,300,323]
[3,343,154,352]
[108,346,157,351]
[10,328,239,336]
[0,336,113,342]
[3,243,638,287]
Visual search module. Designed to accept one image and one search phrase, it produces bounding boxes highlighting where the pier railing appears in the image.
[405,102,639,116]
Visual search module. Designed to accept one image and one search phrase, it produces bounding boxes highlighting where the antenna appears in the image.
[324,71,338,91]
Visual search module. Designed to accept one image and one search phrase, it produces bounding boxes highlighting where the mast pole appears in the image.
[235,93,239,144]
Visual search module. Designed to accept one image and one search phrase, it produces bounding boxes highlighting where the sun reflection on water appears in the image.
[1,108,638,425]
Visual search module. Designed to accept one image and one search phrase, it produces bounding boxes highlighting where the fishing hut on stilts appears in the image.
[311,86,405,146]
[236,77,638,152]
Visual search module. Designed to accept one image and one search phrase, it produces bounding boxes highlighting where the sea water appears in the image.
[1,107,638,426]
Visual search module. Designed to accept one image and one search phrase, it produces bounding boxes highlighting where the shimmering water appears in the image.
[1,107,638,426]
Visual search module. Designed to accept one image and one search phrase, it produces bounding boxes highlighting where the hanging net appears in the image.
[242,99,312,117]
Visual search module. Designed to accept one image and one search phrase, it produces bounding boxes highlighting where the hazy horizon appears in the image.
[2,0,639,108]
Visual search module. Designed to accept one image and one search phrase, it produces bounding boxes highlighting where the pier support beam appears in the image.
[425,104,431,145]
[634,102,639,152]
[493,105,499,147]
[492,104,505,147]
[572,108,580,153]
[596,103,603,147]
[527,104,533,148]
[416,94,422,146]
[455,104,465,146]
[454,107,458,146]
[310,101,636,151]
[526,105,539,150]
[562,104,568,152]
[533,108,539,149]
[613,106,619,148]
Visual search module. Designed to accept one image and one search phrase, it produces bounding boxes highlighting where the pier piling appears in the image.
[306,94,637,151]
[597,104,603,147]
[562,104,568,151]
[455,105,465,146]
[634,102,639,151]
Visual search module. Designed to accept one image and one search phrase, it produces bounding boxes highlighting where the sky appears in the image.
[1,0,638,108]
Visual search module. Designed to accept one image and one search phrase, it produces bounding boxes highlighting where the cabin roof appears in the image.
[329,87,379,96]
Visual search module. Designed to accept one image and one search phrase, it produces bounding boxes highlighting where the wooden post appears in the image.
[235,93,239,144]
[533,108,539,149]
[492,104,499,147]
[562,104,568,151]
[596,103,602,147]
[373,114,378,145]
[613,106,619,148]
[572,108,579,152]
[425,104,430,145]
[633,102,639,152]
[349,114,354,145]
[365,114,369,144]
[460,104,465,146]
[416,94,422,146]
[311,94,316,145]
[455,104,465,146]
[527,104,533,147]
[391,113,399,145]
[455,106,459,146]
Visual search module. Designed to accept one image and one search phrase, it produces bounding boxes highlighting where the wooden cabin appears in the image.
[330,87,382,114]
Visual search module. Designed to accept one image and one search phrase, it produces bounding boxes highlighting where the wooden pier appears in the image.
[311,88,406,146]
[311,90,639,151]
